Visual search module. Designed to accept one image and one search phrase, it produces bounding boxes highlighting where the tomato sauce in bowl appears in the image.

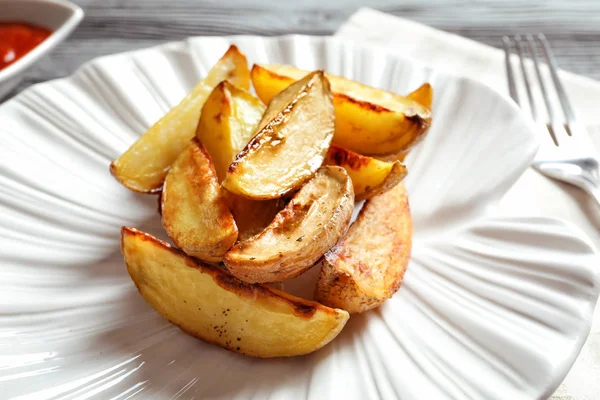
[0,22,52,71]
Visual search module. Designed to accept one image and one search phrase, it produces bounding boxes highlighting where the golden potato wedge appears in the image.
[407,82,433,109]
[222,70,335,200]
[251,63,431,155]
[223,192,285,242]
[196,81,283,241]
[122,226,349,358]
[196,81,266,182]
[370,83,434,162]
[315,182,412,313]
[161,138,237,262]
[110,45,250,193]
[325,145,407,200]
[224,166,354,283]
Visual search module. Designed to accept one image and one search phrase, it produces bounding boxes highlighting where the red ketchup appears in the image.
[0,22,52,70]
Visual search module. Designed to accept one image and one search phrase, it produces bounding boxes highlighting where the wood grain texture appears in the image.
[8,0,600,99]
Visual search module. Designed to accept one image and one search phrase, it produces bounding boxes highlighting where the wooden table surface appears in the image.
[11,0,600,98]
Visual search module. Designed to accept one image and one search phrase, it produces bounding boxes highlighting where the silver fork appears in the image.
[503,34,600,208]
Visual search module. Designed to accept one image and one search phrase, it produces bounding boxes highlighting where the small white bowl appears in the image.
[0,0,83,99]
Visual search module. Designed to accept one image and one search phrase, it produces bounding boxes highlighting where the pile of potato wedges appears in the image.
[112,45,432,358]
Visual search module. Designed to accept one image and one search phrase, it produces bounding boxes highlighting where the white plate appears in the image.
[0,35,598,400]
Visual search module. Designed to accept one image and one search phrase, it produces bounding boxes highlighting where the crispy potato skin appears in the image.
[332,94,429,155]
[224,166,354,283]
[223,70,335,200]
[314,183,412,313]
[372,84,433,163]
[161,138,237,262]
[121,227,349,358]
[195,81,283,241]
[251,63,432,156]
[110,45,250,193]
[324,145,407,200]
[223,192,285,242]
[196,81,265,183]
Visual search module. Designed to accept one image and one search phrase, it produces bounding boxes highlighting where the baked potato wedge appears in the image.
[407,82,433,109]
[122,227,349,358]
[315,182,412,313]
[196,81,283,241]
[223,192,285,242]
[196,80,266,182]
[372,83,434,162]
[324,145,407,200]
[251,63,432,155]
[110,45,250,193]
[161,138,237,262]
[222,70,335,199]
[224,166,354,283]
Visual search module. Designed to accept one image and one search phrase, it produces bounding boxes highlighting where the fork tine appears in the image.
[502,36,519,104]
[514,35,538,123]
[537,34,576,135]
[525,34,559,146]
